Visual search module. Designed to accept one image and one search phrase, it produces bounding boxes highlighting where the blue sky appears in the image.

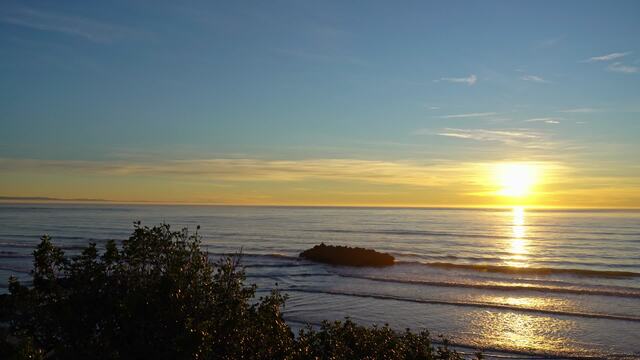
[1,0,639,206]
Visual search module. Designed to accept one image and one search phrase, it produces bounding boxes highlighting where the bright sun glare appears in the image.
[495,164,539,198]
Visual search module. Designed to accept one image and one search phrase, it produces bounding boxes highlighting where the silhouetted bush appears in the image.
[300,243,395,267]
[0,223,473,360]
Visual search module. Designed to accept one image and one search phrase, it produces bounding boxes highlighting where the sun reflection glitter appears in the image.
[505,206,529,267]
[469,311,576,354]
[474,294,568,310]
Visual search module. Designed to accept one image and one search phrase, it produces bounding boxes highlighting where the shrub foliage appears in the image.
[0,223,474,360]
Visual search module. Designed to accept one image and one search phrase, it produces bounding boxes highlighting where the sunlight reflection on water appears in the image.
[504,206,530,267]
[477,207,592,356]
[469,311,578,355]
[474,294,564,310]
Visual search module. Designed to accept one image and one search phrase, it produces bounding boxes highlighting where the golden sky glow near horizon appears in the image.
[1,157,639,207]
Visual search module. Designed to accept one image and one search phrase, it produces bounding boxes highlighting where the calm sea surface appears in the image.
[1,204,639,358]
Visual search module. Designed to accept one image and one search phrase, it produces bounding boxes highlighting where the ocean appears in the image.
[1,204,639,358]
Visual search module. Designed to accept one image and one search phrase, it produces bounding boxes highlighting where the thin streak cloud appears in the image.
[525,118,561,124]
[607,62,638,74]
[582,52,630,62]
[431,128,542,144]
[520,75,549,83]
[440,112,497,119]
[435,74,477,85]
[1,7,141,43]
[0,157,474,188]
[558,108,598,113]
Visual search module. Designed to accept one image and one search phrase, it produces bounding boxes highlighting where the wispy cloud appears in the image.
[435,74,477,86]
[416,128,545,147]
[520,75,549,83]
[558,108,598,113]
[432,128,541,143]
[0,157,471,188]
[1,7,141,43]
[607,62,638,74]
[581,52,638,75]
[439,112,497,119]
[582,52,630,63]
[524,117,561,124]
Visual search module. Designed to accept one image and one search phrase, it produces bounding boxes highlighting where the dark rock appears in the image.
[300,243,394,267]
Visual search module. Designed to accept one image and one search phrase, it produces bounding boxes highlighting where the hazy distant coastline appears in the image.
[0,196,111,203]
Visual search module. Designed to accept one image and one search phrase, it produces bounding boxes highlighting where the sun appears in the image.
[494,163,539,198]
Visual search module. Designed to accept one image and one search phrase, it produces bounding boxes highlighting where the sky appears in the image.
[1,0,639,207]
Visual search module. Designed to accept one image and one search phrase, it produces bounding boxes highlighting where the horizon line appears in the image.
[1,197,639,211]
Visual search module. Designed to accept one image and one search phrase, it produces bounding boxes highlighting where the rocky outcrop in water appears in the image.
[299,243,394,267]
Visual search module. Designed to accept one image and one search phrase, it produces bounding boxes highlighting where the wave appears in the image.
[245,263,301,268]
[333,273,640,299]
[247,269,640,299]
[207,251,640,277]
[0,265,31,274]
[389,252,639,269]
[207,251,296,258]
[0,242,40,249]
[307,228,515,240]
[0,243,91,253]
[398,261,640,278]
[248,273,334,279]
[0,252,32,259]
[0,239,113,250]
[207,251,640,280]
[304,228,640,247]
[285,287,640,323]
[5,240,638,279]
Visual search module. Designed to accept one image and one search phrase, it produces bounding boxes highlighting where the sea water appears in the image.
[1,204,638,358]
